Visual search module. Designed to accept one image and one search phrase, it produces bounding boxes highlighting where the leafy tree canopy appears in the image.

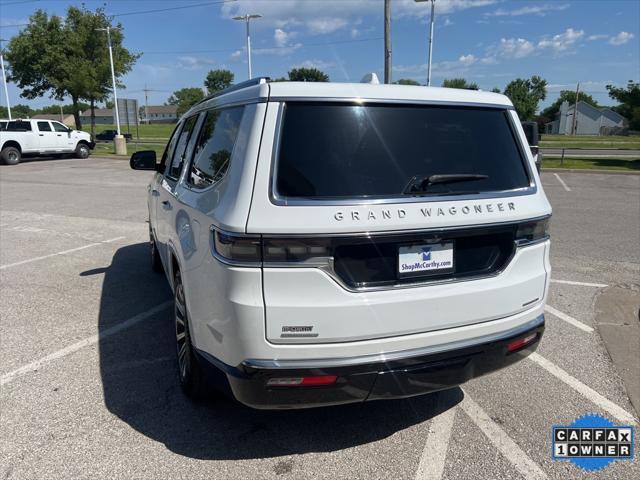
[394,78,421,86]
[503,76,547,121]
[167,87,205,116]
[442,78,479,90]
[5,6,138,129]
[606,81,640,130]
[541,90,599,119]
[204,69,234,95]
[287,67,329,82]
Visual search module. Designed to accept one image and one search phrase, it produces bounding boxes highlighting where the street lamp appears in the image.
[0,38,12,120]
[415,0,436,86]
[96,26,126,155]
[232,14,262,80]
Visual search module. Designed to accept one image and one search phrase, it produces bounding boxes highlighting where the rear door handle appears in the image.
[151,189,160,197]
[39,134,44,136]
[161,200,171,208]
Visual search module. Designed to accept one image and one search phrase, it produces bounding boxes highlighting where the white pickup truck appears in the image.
[0,119,95,165]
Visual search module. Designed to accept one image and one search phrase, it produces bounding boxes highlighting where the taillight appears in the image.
[515,217,550,244]
[263,238,331,263]
[212,230,261,263]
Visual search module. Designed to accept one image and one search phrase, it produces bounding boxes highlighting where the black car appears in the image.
[95,130,133,142]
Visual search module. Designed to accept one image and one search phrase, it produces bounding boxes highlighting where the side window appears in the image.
[52,122,68,132]
[37,121,52,132]
[6,121,32,131]
[188,106,244,188]
[159,123,183,175]
[167,115,198,180]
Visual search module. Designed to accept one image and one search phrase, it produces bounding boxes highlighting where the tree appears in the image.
[442,78,479,90]
[606,81,640,130]
[394,78,421,86]
[204,69,234,95]
[503,76,547,121]
[37,102,90,115]
[287,67,329,82]
[0,104,34,118]
[167,87,204,116]
[5,7,138,131]
[491,87,501,93]
[541,90,599,120]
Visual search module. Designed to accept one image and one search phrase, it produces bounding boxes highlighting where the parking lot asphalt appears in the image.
[1,157,639,480]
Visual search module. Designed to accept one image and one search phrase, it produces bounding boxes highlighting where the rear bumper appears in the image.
[196,314,544,409]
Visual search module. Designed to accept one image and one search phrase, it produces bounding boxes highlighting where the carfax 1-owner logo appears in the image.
[552,414,635,471]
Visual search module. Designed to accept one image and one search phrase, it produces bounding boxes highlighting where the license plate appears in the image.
[398,242,455,277]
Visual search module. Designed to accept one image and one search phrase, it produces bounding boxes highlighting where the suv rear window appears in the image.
[275,103,530,200]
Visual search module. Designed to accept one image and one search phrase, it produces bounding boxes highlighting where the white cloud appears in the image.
[486,3,569,17]
[443,17,454,27]
[230,49,244,61]
[274,28,298,47]
[537,28,584,53]
[588,34,608,41]
[609,31,635,46]
[221,0,497,35]
[177,56,215,70]
[292,59,336,70]
[497,37,536,58]
[458,54,476,65]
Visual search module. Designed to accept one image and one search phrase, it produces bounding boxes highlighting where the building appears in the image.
[142,105,179,124]
[31,113,76,127]
[545,101,627,135]
[79,108,114,125]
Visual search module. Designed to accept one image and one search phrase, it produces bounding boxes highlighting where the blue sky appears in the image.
[0,0,638,110]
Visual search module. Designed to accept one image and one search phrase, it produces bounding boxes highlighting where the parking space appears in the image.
[1,158,638,479]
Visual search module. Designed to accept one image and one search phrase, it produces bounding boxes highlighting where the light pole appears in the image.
[96,26,126,155]
[232,14,261,79]
[0,38,12,120]
[96,27,121,135]
[415,0,436,86]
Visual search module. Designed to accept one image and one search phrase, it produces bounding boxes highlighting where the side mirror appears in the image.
[130,150,158,171]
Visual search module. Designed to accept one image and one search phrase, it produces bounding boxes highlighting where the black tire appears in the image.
[150,228,163,273]
[174,270,208,399]
[1,146,21,165]
[75,142,90,159]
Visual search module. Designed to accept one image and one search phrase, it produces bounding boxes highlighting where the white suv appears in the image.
[131,78,551,409]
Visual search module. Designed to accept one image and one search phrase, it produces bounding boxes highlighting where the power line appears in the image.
[111,0,234,18]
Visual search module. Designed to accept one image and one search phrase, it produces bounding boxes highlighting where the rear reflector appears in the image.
[507,333,538,353]
[267,375,338,387]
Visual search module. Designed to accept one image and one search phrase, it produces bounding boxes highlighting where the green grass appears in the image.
[81,123,174,140]
[542,157,640,171]
[93,141,167,158]
[541,134,640,150]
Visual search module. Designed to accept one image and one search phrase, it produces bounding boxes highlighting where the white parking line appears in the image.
[459,395,548,480]
[0,301,172,386]
[544,305,594,333]
[415,407,456,480]
[550,279,608,288]
[0,236,125,270]
[553,173,571,192]
[528,353,637,424]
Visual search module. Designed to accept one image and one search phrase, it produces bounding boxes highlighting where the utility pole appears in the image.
[232,14,262,80]
[415,0,436,86]
[571,82,580,136]
[143,85,150,124]
[95,26,125,155]
[384,0,392,84]
[59,104,64,123]
[0,38,12,120]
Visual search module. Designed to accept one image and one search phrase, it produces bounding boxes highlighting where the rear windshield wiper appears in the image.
[403,174,489,194]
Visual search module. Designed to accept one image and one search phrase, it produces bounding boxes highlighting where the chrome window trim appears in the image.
[241,314,545,370]
[267,101,536,207]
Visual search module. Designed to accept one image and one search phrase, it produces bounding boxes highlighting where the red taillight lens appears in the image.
[262,238,331,263]
[213,230,261,263]
[507,333,538,353]
[266,375,338,387]
[515,217,550,243]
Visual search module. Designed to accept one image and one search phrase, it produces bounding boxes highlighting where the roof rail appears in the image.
[196,77,270,106]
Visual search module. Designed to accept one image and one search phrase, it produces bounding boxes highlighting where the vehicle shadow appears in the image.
[96,242,463,460]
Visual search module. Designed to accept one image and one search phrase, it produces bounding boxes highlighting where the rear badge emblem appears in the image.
[281,326,318,338]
